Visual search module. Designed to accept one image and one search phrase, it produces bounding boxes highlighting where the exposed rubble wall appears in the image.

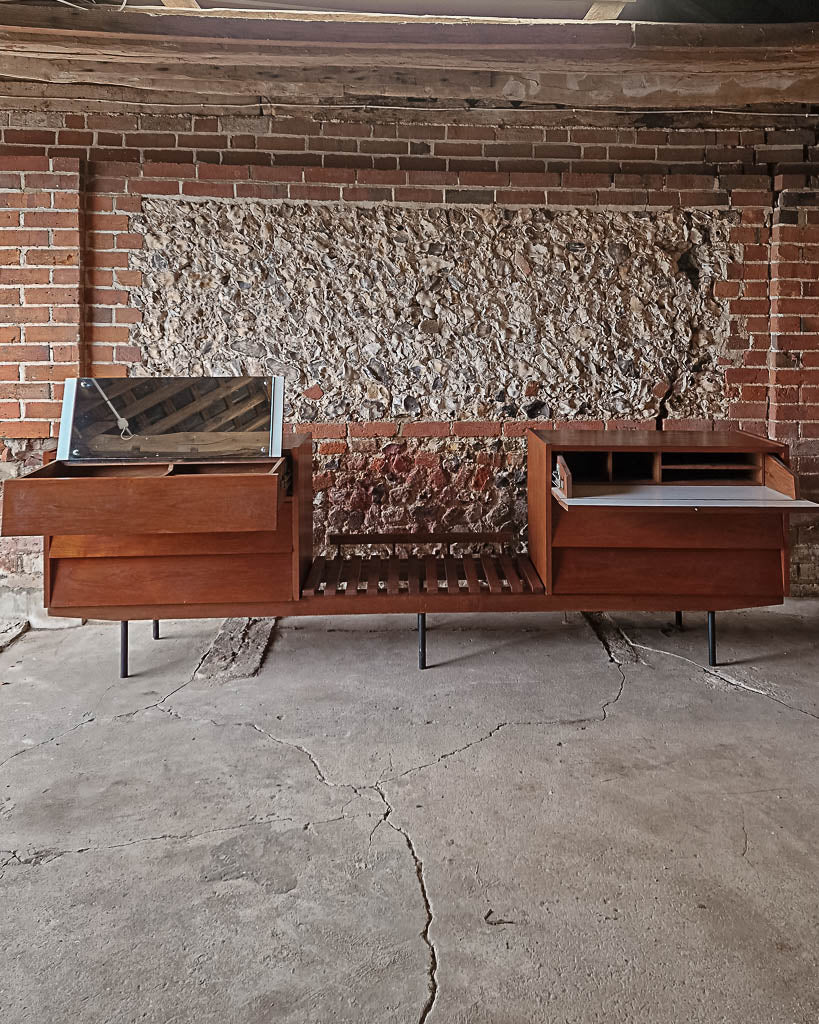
[132,200,737,425]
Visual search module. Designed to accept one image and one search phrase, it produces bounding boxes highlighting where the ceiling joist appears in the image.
[0,4,815,110]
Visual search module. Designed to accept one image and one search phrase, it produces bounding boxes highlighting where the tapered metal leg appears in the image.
[120,620,129,679]
[418,613,426,670]
[675,611,683,629]
[707,611,717,667]
[152,619,160,640]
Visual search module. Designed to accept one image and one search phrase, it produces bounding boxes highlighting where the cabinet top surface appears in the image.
[532,428,783,452]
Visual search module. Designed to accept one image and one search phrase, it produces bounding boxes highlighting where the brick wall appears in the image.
[1,107,819,604]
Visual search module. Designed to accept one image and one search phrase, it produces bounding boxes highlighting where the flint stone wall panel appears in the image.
[131,200,738,424]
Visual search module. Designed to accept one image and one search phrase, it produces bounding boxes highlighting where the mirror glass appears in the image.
[59,376,283,461]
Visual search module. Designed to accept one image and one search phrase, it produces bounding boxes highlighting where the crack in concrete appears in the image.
[0,713,95,771]
[373,782,438,1024]
[739,805,749,860]
[627,639,819,721]
[0,816,295,876]
[379,710,615,787]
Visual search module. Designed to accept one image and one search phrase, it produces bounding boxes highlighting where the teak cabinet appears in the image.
[2,427,815,635]
[2,435,312,621]
[527,429,813,610]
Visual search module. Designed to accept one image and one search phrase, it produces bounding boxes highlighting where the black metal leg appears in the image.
[120,620,129,679]
[418,613,426,670]
[152,619,160,640]
[675,611,683,629]
[707,611,717,667]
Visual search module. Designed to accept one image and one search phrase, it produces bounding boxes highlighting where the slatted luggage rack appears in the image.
[304,532,545,668]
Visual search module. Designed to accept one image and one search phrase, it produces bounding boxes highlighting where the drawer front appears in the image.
[48,501,295,560]
[49,552,292,608]
[552,547,784,597]
[552,505,785,549]
[3,473,281,537]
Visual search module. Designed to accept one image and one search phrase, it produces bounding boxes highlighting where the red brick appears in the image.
[342,187,393,202]
[0,306,49,323]
[318,440,347,455]
[349,422,398,438]
[503,420,554,437]
[401,421,451,437]
[453,421,502,437]
[0,228,48,246]
[22,363,77,381]
[545,190,597,206]
[24,287,78,304]
[293,421,346,439]
[394,188,444,203]
[22,211,77,229]
[115,233,143,250]
[0,420,50,437]
[289,185,341,201]
[0,344,49,361]
[305,166,355,184]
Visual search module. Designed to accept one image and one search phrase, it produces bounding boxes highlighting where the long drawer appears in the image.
[49,552,293,608]
[552,547,784,596]
[551,505,786,549]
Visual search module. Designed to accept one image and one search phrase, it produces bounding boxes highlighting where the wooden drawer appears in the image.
[551,505,785,549]
[2,459,284,537]
[552,547,784,597]
[47,500,295,560]
[49,552,293,608]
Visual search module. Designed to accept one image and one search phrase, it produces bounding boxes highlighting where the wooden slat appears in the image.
[365,555,382,596]
[344,555,362,596]
[517,556,545,594]
[328,530,513,548]
[302,556,325,598]
[481,554,504,595]
[424,555,439,595]
[323,556,343,595]
[444,557,461,595]
[499,555,524,594]
[463,556,482,595]
[407,556,422,596]
[386,556,400,596]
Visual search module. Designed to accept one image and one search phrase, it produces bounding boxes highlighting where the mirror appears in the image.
[57,376,284,461]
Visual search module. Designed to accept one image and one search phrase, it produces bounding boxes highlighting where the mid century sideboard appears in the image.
[2,377,816,676]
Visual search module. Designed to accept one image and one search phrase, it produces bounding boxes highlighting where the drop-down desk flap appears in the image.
[551,482,819,511]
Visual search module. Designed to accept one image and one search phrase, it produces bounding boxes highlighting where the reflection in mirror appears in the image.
[59,376,284,461]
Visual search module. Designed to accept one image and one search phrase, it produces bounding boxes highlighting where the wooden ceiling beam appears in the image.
[0,6,815,111]
[6,54,819,108]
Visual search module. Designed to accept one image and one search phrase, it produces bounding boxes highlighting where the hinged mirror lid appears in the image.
[57,376,285,462]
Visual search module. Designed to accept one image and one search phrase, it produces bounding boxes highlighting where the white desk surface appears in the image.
[551,483,819,510]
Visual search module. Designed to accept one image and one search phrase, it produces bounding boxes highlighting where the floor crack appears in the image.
[0,714,95,771]
[373,782,438,1024]
[627,639,819,721]
[0,816,295,873]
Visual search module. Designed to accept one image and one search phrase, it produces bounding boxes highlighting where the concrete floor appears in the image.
[1,603,818,1024]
